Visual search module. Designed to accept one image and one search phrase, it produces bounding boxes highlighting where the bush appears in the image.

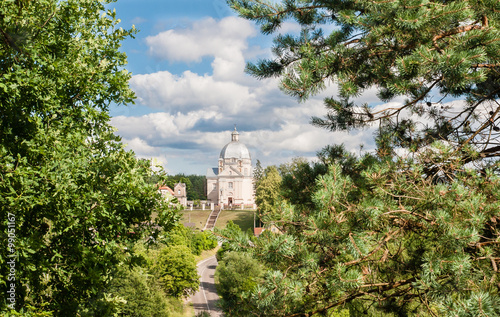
[163,225,218,255]
[192,231,218,255]
[108,266,171,317]
[215,252,264,315]
[154,245,199,297]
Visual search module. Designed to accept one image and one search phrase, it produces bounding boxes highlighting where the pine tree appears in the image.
[229,0,500,167]
[219,1,500,315]
[219,150,500,316]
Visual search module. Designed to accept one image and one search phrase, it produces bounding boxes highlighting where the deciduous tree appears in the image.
[153,245,199,298]
[0,0,178,315]
[255,166,282,220]
[215,252,264,316]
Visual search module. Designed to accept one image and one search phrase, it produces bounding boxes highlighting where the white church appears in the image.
[206,127,255,208]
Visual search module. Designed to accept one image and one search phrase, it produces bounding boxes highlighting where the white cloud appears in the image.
[145,16,261,82]
[278,21,302,34]
[113,111,376,174]
[145,16,256,63]
[115,15,384,174]
[121,137,170,169]
[125,137,157,154]
[245,122,374,157]
[112,110,221,141]
[130,70,260,113]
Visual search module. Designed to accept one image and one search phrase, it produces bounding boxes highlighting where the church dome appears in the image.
[219,127,251,160]
[219,142,251,160]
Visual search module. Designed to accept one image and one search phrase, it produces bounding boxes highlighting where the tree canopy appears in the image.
[255,165,283,219]
[218,149,500,316]
[229,0,500,167]
[153,245,200,298]
[215,252,265,316]
[0,0,178,315]
[218,1,500,316]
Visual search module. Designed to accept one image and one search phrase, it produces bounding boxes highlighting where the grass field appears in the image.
[180,209,255,232]
[214,210,255,233]
[179,210,211,230]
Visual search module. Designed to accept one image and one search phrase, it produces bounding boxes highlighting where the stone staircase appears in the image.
[204,206,221,230]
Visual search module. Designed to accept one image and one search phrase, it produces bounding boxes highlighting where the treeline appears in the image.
[166,174,207,201]
[148,172,207,201]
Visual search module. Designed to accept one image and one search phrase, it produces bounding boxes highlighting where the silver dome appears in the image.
[219,141,251,160]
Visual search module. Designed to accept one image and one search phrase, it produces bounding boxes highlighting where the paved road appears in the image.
[191,255,223,317]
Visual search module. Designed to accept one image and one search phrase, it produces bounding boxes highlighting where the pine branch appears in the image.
[285,277,417,317]
[343,228,401,267]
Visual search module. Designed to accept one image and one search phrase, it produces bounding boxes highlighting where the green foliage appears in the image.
[107,266,176,317]
[217,150,500,316]
[214,252,265,316]
[164,174,207,201]
[186,175,207,201]
[255,165,282,219]
[253,159,264,188]
[215,220,255,261]
[226,1,500,315]
[6,304,53,317]
[106,239,196,317]
[279,157,328,209]
[163,224,218,255]
[191,230,218,255]
[0,0,178,315]
[153,245,200,298]
[229,0,500,166]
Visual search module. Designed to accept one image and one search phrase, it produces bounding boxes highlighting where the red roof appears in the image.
[158,185,175,195]
[254,227,264,236]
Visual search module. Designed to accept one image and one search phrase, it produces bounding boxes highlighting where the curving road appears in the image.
[191,255,223,317]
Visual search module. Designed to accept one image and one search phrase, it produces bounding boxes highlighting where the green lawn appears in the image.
[179,210,211,230]
[180,209,255,232]
[215,209,255,233]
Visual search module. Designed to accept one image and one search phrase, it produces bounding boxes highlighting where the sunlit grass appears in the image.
[180,209,255,233]
[214,210,255,233]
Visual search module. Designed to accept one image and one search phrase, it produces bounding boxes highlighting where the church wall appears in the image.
[233,179,243,205]
[242,177,255,204]
[206,178,218,203]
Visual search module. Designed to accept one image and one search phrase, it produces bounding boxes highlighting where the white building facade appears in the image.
[206,127,255,207]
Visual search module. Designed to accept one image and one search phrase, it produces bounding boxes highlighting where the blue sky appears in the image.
[107,0,377,175]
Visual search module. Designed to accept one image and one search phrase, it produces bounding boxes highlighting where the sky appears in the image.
[107,0,379,175]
